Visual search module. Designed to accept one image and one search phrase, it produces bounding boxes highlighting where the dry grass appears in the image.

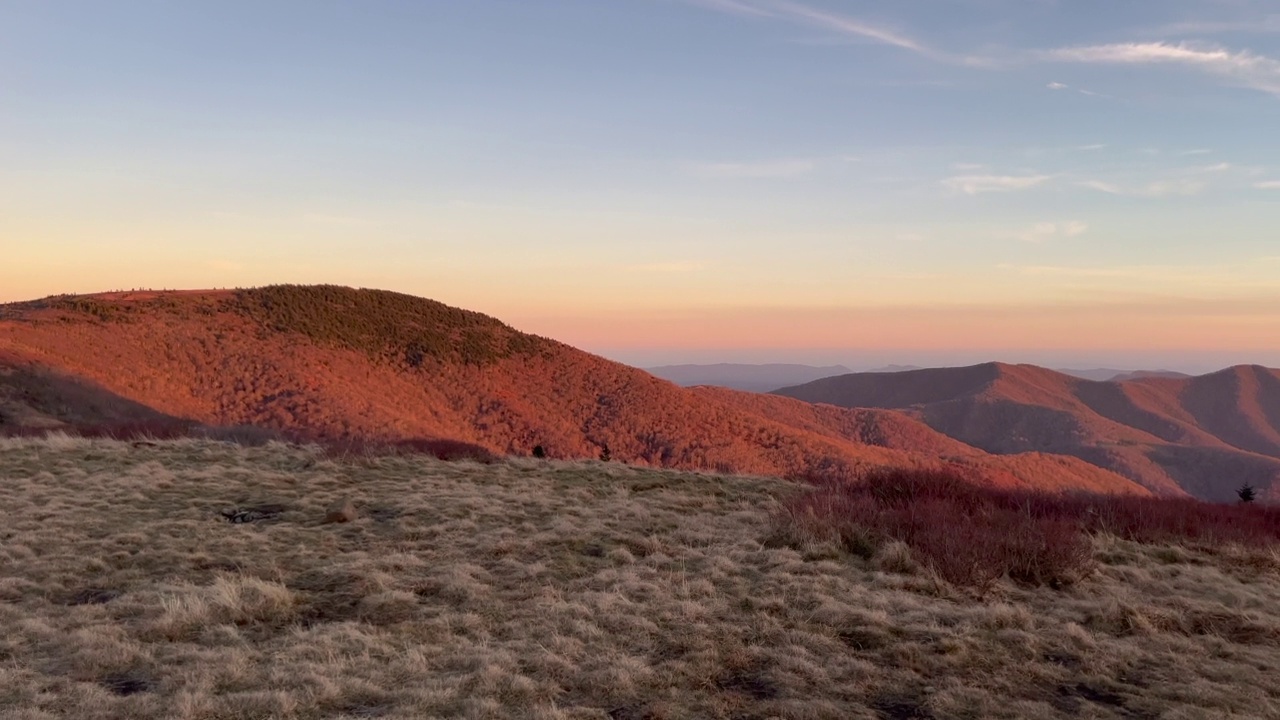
[2,436,1280,719]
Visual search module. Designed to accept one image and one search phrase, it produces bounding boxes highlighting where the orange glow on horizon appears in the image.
[508,299,1280,353]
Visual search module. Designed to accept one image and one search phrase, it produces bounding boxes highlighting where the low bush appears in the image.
[317,436,499,464]
[228,285,550,367]
[392,438,498,463]
[777,467,1279,589]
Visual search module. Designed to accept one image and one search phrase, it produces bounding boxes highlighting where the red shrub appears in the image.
[1076,495,1280,547]
[778,466,1278,589]
[391,438,498,463]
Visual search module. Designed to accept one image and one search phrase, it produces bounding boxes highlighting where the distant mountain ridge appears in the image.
[0,287,1143,495]
[774,362,1280,501]
[645,363,927,392]
[651,362,1190,391]
[1058,368,1192,383]
[645,363,855,392]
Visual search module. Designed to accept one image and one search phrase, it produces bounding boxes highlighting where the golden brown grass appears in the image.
[2,436,1279,719]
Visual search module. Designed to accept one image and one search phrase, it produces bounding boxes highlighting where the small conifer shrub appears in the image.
[532,445,546,459]
[1238,483,1257,503]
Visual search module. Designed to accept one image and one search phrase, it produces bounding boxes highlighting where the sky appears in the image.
[3,0,1279,372]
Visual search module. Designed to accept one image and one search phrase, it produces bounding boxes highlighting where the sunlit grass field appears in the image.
[2,435,1279,719]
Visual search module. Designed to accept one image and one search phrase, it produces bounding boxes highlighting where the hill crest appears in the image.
[0,286,1145,496]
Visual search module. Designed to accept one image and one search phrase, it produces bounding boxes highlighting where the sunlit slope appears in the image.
[0,287,1144,494]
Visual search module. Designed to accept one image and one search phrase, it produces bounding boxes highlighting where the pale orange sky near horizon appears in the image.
[4,244,1280,367]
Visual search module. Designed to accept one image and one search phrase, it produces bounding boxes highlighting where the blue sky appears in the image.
[2,0,1279,370]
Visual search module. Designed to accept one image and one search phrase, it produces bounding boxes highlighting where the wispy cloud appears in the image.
[688,158,817,179]
[1046,81,1105,97]
[681,0,772,18]
[943,174,1052,195]
[1062,220,1089,237]
[766,0,942,58]
[1077,161,1240,198]
[998,257,1280,290]
[1077,144,1107,151]
[1257,180,1280,189]
[1014,221,1088,243]
[1044,42,1280,96]
[679,0,976,64]
[1078,178,1207,197]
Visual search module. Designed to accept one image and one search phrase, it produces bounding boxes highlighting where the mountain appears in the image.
[0,287,1144,495]
[773,362,1280,501]
[1108,370,1192,383]
[1059,368,1192,382]
[867,364,923,374]
[645,363,854,392]
[1057,368,1137,382]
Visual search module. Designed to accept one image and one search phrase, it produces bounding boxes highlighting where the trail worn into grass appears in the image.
[2,436,1279,719]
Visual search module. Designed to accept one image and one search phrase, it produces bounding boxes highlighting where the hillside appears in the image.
[0,287,1142,495]
[774,363,1280,501]
[2,436,1278,720]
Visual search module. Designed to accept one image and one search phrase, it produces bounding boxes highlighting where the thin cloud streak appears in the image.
[1044,42,1280,96]
[1078,179,1206,197]
[1075,162,1237,198]
[998,258,1280,291]
[681,0,772,18]
[1062,221,1089,237]
[1015,221,1088,244]
[1046,81,1106,97]
[766,0,936,57]
[679,0,979,64]
[943,174,1052,195]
